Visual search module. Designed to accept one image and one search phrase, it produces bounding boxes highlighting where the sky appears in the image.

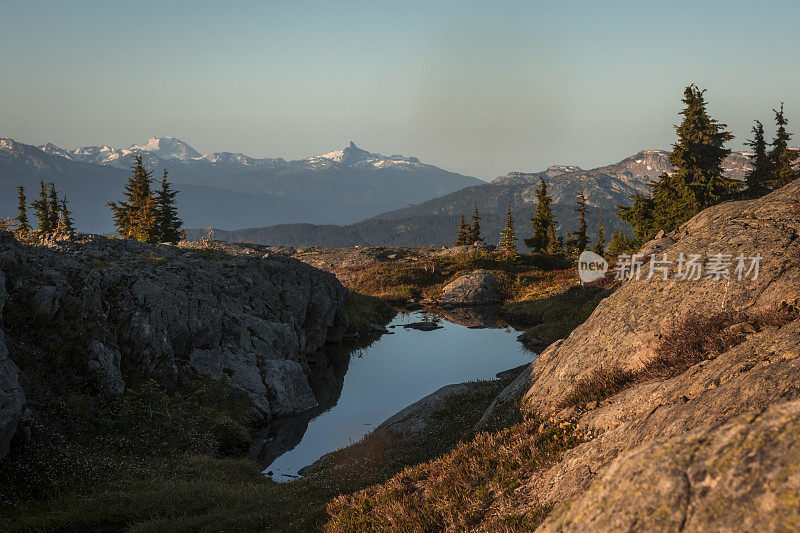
[1,0,799,180]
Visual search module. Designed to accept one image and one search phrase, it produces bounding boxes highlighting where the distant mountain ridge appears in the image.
[198,149,759,248]
[1,137,482,233]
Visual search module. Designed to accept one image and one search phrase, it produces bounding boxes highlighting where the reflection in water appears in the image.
[432,304,504,328]
[252,310,532,480]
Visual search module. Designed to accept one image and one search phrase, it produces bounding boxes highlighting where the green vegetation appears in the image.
[501,285,613,350]
[619,85,738,244]
[14,185,30,234]
[526,177,557,254]
[568,188,589,253]
[1,363,512,532]
[23,179,74,236]
[744,120,771,198]
[498,200,517,255]
[453,202,484,245]
[343,291,396,336]
[107,156,183,244]
[769,103,799,189]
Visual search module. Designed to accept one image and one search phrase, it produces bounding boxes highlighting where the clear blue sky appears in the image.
[1,0,798,179]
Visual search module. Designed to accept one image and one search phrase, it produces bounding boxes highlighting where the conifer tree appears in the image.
[553,235,565,257]
[455,214,470,245]
[744,120,772,198]
[569,188,589,252]
[108,155,157,242]
[498,201,517,254]
[620,85,735,242]
[607,231,638,255]
[131,194,157,243]
[47,183,60,232]
[594,216,606,255]
[154,169,182,243]
[468,202,483,243]
[769,103,798,189]
[58,195,75,235]
[15,185,30,234]
[31,179,52,233]
[525,178,557,253]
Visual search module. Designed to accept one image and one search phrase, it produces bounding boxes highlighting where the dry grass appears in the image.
[340,251,574,304]
[560,304,800,409]
[325,416,582,532]
[502,285,613,350]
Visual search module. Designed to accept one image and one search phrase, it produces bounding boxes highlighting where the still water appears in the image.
[262,309,533,480]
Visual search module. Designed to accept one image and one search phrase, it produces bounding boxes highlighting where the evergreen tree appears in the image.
[131,194,157,243]
[769,103,798,188]
[154,169,182,243]
[108,155,157,242]
[498,201,517,254]
[744,120,772,198]
[553,234,565,257]
[569,188,589,252]
[455,214,470,245]
[525,178,557,253]
[14,185,30,234]
[31,179,52,233]
[620,85,736,242]
[58,195,75,235]
[607,231,638,255]
[468,202,483,243]
[47,183,60,232]
[594,217,606,255]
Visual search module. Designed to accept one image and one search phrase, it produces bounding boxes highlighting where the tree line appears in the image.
[454,84,798,257]
[2,155,183,244]
[1,180,75,236]
[619,85,797,246]
[452,182,604,258]
[107,155,183,244]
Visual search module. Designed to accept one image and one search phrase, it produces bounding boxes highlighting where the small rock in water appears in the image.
[402,321,443,331]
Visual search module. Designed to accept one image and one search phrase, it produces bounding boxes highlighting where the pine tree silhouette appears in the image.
[31,179,52,233]
[58,195,75,235]
[769,103,798,188]
[468,202,483,243]
[154,169,183,243]
[744,120,772,198]
[455,214,470,245]
[525,178,557,253]
[14,185,30,234]
[498,201,517,255]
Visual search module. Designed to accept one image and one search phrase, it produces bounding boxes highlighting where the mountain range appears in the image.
[1,138,481,233]
[194,149,756,248]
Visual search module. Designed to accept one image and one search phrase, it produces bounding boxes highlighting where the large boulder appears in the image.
[540,399,800,531]
[439,269,501,306]
[524,181,800,414]
[0,234,349,424]
[493,181,800,527]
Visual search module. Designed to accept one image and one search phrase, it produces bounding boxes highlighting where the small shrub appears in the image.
[559,366,636,409]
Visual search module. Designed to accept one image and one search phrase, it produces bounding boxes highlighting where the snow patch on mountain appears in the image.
[128,137,202,160]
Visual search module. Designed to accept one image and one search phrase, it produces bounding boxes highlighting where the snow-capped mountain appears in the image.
[308,141,423,169]
[4,137,482,234]
[38,137,432,173]
[129,137,202,160]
